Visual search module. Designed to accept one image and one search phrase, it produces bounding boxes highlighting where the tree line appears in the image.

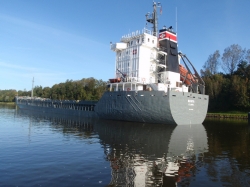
[201,44,250,112]
[0,78,107,102]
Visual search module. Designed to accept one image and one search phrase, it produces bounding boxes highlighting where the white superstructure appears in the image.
[111,29,157,81]
[108,1,205,96]
[110,27,185,93]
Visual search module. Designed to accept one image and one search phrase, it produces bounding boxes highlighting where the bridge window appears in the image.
[170,49,177,56]
[170,43,176,49]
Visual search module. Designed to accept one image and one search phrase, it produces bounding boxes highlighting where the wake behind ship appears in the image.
[16,2,209,125]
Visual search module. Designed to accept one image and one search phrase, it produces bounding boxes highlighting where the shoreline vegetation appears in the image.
[0,102,15,105]
[206,113,248,119]
[0,78,106,103]
[201,44,250,113]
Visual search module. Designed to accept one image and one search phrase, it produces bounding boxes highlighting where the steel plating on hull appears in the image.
[95,91,208,125]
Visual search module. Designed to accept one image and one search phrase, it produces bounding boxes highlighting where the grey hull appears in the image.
[95,90,208,125]
[17,103,97,118]
[17,90,208,125]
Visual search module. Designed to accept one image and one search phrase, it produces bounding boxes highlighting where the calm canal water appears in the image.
[0,104,250,187]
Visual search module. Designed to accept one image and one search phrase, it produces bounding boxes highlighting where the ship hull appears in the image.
[17,91,208,125]
[17,102,97,118]
[95,91,208,125]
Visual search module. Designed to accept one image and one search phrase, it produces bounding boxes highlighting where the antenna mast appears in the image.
[176,7,178,34]
[146,2,161,36]
[31,77,34,98]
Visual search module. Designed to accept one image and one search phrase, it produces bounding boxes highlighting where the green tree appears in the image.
[2,77,107,102]
[33,86,43,97]
[42,87,51,98]
[201,50,220,76]
[246,49,250,63]
[203,74,231,111]
[230,75,249,109]
[221,44,246,75]
[0,89,18,102]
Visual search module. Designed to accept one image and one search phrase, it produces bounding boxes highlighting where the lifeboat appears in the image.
[109,78,121,83]
[179,64,195,85]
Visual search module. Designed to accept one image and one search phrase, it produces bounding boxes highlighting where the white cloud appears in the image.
[0,61,37,71]
[0,13,107,48]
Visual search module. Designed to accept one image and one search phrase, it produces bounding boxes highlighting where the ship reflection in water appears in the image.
[96,121,208,187]
[17,110,208,187]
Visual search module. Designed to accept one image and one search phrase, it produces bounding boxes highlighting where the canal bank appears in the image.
[206,113,248,119]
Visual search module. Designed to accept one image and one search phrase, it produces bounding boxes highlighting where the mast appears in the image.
[153,2,158,36]
[146,2,160,36]
[176,7,178,34]
[31,77,34,98]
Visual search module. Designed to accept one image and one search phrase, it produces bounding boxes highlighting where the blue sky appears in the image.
[0,0,249,91]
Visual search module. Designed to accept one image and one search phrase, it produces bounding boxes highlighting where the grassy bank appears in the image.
[207,112,248,119]
[0,102,15,105]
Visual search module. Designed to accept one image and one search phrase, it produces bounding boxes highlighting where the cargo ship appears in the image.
[16,2,209,125]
